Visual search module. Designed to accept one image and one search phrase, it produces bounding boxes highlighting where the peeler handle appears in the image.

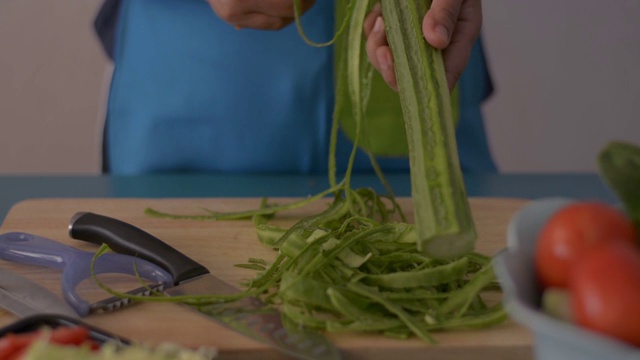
[0,232,80,270]
[60,251,174,316]
[0,231,173,317]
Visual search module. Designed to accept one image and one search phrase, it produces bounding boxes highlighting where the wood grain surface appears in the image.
[0,197,532,359]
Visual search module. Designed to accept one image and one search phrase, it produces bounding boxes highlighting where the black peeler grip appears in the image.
[69,212,209,285]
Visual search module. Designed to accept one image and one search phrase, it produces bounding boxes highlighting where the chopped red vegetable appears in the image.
[0,325,98,360]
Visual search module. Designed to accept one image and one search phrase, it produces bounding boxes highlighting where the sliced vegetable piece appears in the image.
[347,282,437,343]
[363,257,468,288]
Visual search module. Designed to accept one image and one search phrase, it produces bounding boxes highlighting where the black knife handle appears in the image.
[68,212,209,285]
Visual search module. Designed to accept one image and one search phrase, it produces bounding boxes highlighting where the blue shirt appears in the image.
[98,0,497,175]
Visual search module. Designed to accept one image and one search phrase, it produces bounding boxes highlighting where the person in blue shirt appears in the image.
[95,0,496,175]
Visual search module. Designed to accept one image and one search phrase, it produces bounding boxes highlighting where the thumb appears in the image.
[422,0,463,49]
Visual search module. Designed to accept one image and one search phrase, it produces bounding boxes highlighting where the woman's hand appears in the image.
[207,0,316,30]
[364,0,483,91]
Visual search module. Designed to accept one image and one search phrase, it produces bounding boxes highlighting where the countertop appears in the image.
[0,172,616,222]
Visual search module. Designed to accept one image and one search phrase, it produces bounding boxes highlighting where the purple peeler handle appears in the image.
[0,232,173,316]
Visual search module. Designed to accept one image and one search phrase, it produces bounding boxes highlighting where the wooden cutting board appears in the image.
[0,197,532,359]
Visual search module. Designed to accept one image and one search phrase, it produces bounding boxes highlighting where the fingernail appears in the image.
[435,25,449,42]
[373,16,384,33]
[379,50,392,71]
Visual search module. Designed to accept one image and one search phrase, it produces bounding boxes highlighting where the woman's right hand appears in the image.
[207,0,316,30]
[364,0,483,92]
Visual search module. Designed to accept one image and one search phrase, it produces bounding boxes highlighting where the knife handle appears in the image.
[69,212,209,285]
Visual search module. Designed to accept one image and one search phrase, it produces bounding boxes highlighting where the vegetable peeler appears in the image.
[0,232,173,317]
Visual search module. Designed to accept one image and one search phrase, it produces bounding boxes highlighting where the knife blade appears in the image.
[0,267,79,319]
[69,212,340,360]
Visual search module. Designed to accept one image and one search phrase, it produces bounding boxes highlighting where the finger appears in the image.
[365,16,397,91]
[241,0,316,18]
[365,16,387,71]
[440,1,482,90]
[377,47,398,91]
[222,0,315,18]
[441,40,471,91]
[208,0,314,30]
[363,3,382,38]
[422,0,463,49]
[231,12,294,30]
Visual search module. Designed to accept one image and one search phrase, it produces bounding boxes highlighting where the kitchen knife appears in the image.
[0,267,79,318]
[69,211,341,360]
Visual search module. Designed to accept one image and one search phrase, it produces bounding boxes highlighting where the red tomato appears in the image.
[570,241,640,346]
[535,201,636,288]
